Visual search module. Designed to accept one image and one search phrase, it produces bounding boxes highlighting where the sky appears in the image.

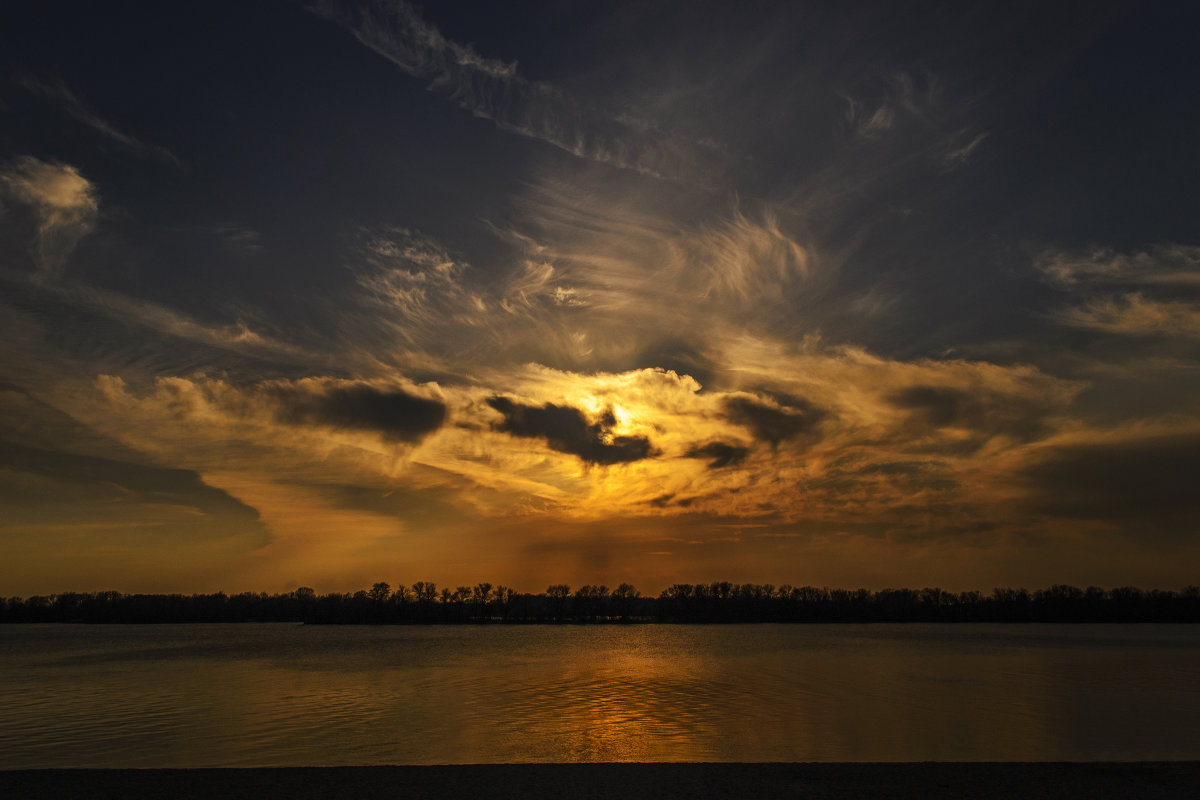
[1,0,1198,596]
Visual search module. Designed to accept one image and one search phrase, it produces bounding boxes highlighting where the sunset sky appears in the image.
[2,0,1198,595]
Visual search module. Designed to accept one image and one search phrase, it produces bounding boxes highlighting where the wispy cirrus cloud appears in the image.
[843,71,940,141]
[1057,293,1200,338]
[942,130,989,170]
[844,98,895,139]
[354,226,484,343]
[38,278,313,370]
[342,201,818,380]
[308,0,708,181]
[17,76,181,166]
[1037,243,1200,338]
[835,67,990,193]
[1036,243,1200,287]
[493,180,821,355]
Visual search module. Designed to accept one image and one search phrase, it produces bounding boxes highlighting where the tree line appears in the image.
[2,582,1199,623]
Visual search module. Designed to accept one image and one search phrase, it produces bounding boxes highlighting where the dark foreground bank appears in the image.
[2,763,1198,800]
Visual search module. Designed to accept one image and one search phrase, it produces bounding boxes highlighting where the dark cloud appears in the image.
[722,395,825,445]
[0,439,261,526]
[487,397,654,464]
[855,460,943,477]
[888,385,1053,443]
[649,492,716,509]
[271,383,446,442]
[889,386,974,427]
[806,458,960,496]
[1020,434,1200,529]
[684,441,749,469]
[286,479,483,527]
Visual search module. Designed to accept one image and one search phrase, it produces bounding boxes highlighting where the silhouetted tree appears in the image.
[412,582,438,603]
[547,584,571,621]
[612,583,639,621]
[3,582,1198,624]
[492,585,514,619]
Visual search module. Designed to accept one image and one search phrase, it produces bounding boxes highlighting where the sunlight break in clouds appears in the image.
[76,342,1084,539]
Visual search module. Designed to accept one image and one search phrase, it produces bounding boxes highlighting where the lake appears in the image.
[1,624,1197,767]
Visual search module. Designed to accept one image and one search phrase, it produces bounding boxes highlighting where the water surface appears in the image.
[1,624,1197,767]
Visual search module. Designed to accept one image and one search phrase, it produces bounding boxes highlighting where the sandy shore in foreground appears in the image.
[2,763,1198,800]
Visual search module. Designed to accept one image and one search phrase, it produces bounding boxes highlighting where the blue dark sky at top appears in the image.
[3,1,1196,347]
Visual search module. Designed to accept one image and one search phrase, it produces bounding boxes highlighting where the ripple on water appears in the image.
[2,623,1199,766]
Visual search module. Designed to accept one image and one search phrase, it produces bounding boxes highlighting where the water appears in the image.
[1,624,1197,767]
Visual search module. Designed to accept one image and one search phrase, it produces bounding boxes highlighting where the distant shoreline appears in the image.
[6,583,1198,624]
[2,763,1198,799]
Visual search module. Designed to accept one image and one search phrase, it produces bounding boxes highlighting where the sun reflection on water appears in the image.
[2,623,1199,767]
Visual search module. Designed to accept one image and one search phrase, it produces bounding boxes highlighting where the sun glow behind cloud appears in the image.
[1,0,1199,594]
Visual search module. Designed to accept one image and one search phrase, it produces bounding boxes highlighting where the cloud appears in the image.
[722,394,825,445]
[888,385,973,427]
[1036,243,1200,338]
[487,396,654,464]
[309,0,701,180]
[683,441,750,469]
[499,258,592,315]
[344,203,816,379]
[633,338,718,387]
[355,226,483,342]
[51,331,1106,569]
[942,131,989,169]
[1057,293,1200,337]
[40,279,310,366]
[807,457,960,500]
[842,71,941,141]
[843,97,895,139]
[87,374,452,485]
[17,76,181,166]
[1035,243,1200,287]
[206,223,263,254]
[688,210,812,307]
[347,226,602,372]
[887,383,1055,442]
[1019,431,1200,529]
[0,438,263,528]
[496,183,817,356]
[67,322,1085,533]
[269,380,447,443]
[0,156,98,279]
